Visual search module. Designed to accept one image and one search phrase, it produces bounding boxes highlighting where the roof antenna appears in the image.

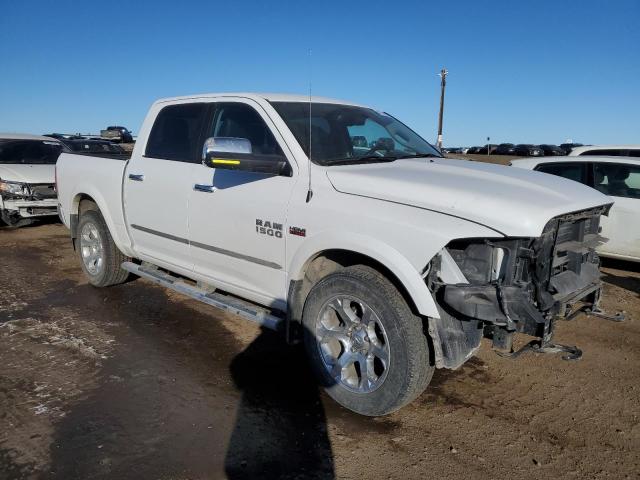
[306,48,314,203]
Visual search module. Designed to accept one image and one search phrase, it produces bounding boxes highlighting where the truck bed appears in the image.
[56,151,133,254]
[62,151,131,161]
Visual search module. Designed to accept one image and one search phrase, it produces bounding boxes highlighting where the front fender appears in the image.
[287,231,440,319]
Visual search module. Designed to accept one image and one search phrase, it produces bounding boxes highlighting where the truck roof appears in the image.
[154,92,366,108]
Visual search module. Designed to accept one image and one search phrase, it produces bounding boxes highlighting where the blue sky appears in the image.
[0,0,638,146]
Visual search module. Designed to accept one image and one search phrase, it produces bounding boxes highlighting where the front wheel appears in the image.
[302,265,433,416]
[77,210,130,287]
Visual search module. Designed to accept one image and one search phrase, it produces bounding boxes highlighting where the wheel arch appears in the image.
[68,193,98,244]
[69,190,134,256]
[286,239,441,343]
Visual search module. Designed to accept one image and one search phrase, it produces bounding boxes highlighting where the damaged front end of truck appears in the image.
[426,205,615,369]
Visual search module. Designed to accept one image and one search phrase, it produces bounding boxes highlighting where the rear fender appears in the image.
[70,188,135,257]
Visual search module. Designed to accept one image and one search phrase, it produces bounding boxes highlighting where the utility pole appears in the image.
[436,68,448,150]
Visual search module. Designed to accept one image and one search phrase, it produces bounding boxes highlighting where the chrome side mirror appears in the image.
[202,137,252,164]
[202,136,291,176]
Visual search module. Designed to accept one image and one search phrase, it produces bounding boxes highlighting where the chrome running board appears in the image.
[121,261,283,331]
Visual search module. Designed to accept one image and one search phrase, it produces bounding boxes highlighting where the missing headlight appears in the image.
[445,240,509,284]
[491,247,506,281]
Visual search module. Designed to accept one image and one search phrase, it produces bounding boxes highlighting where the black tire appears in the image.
[77,209,130,287]
[302,265,433,416]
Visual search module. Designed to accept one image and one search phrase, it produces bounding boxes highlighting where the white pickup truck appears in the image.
[56,93,614,416]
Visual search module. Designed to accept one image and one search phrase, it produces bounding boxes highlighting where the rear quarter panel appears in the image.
[56,152,134,256]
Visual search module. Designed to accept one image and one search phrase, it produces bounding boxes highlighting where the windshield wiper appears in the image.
[324,155,398,166]
[395,153,442,159]
[323,153,442,166]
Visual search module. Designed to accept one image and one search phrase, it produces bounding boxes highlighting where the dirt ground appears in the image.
[1,213,639,479]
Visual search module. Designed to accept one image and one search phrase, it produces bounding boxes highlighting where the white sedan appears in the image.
[0,133,63,227]
[511,156,640,262]
[569,144,640,157]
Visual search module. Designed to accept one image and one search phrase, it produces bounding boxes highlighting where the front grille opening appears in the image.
[544,207,605,302]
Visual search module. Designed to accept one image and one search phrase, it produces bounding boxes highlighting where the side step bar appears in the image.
[121,262,283,331]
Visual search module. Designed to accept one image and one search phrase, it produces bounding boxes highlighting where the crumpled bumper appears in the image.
[429,205,609,368]
[1,198,58,218]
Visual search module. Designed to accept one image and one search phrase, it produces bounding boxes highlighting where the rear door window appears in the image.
[535,162,588,185]
[592,163,640,199]
[145,103,208,162]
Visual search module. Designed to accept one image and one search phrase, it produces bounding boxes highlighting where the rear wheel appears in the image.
[77,210,130,287]
[302,265,433,416]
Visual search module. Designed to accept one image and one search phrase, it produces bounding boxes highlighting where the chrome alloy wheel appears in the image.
[315,295,390,393]
[80,222,104,276]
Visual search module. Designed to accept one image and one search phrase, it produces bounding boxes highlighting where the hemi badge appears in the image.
[289,226,306,237]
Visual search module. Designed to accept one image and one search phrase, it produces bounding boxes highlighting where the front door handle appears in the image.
[128,174,145,182]
[193,184,217,193]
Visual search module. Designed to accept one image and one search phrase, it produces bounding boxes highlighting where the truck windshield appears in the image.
[270,102,442,165]
[0,140,63,165]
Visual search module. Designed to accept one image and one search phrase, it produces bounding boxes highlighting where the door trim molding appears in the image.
[130,224,282,270]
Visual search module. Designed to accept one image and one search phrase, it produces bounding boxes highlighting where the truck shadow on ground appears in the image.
[39,281,335,479]
[225,327,335,480]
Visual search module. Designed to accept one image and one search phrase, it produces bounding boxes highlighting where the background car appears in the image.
[514,144,543,156]
[59,137,125,154]
[466,146,480,154]
[0,133,63,227]
[510,156,640,262]
[100,126,133,143]
[569,144,640,157]
[476,144,498,154]
[494,143,516,155]
[539,144,566,156]
[560,143,584,154]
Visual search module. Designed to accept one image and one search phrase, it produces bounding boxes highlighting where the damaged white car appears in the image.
[0,134,63,227]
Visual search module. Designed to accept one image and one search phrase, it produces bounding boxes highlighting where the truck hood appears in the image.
[326,157,612,237]
[0,164,55,184]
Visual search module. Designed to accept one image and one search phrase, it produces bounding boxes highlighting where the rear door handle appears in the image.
[194,184,217,193]
[128,174,145,182]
